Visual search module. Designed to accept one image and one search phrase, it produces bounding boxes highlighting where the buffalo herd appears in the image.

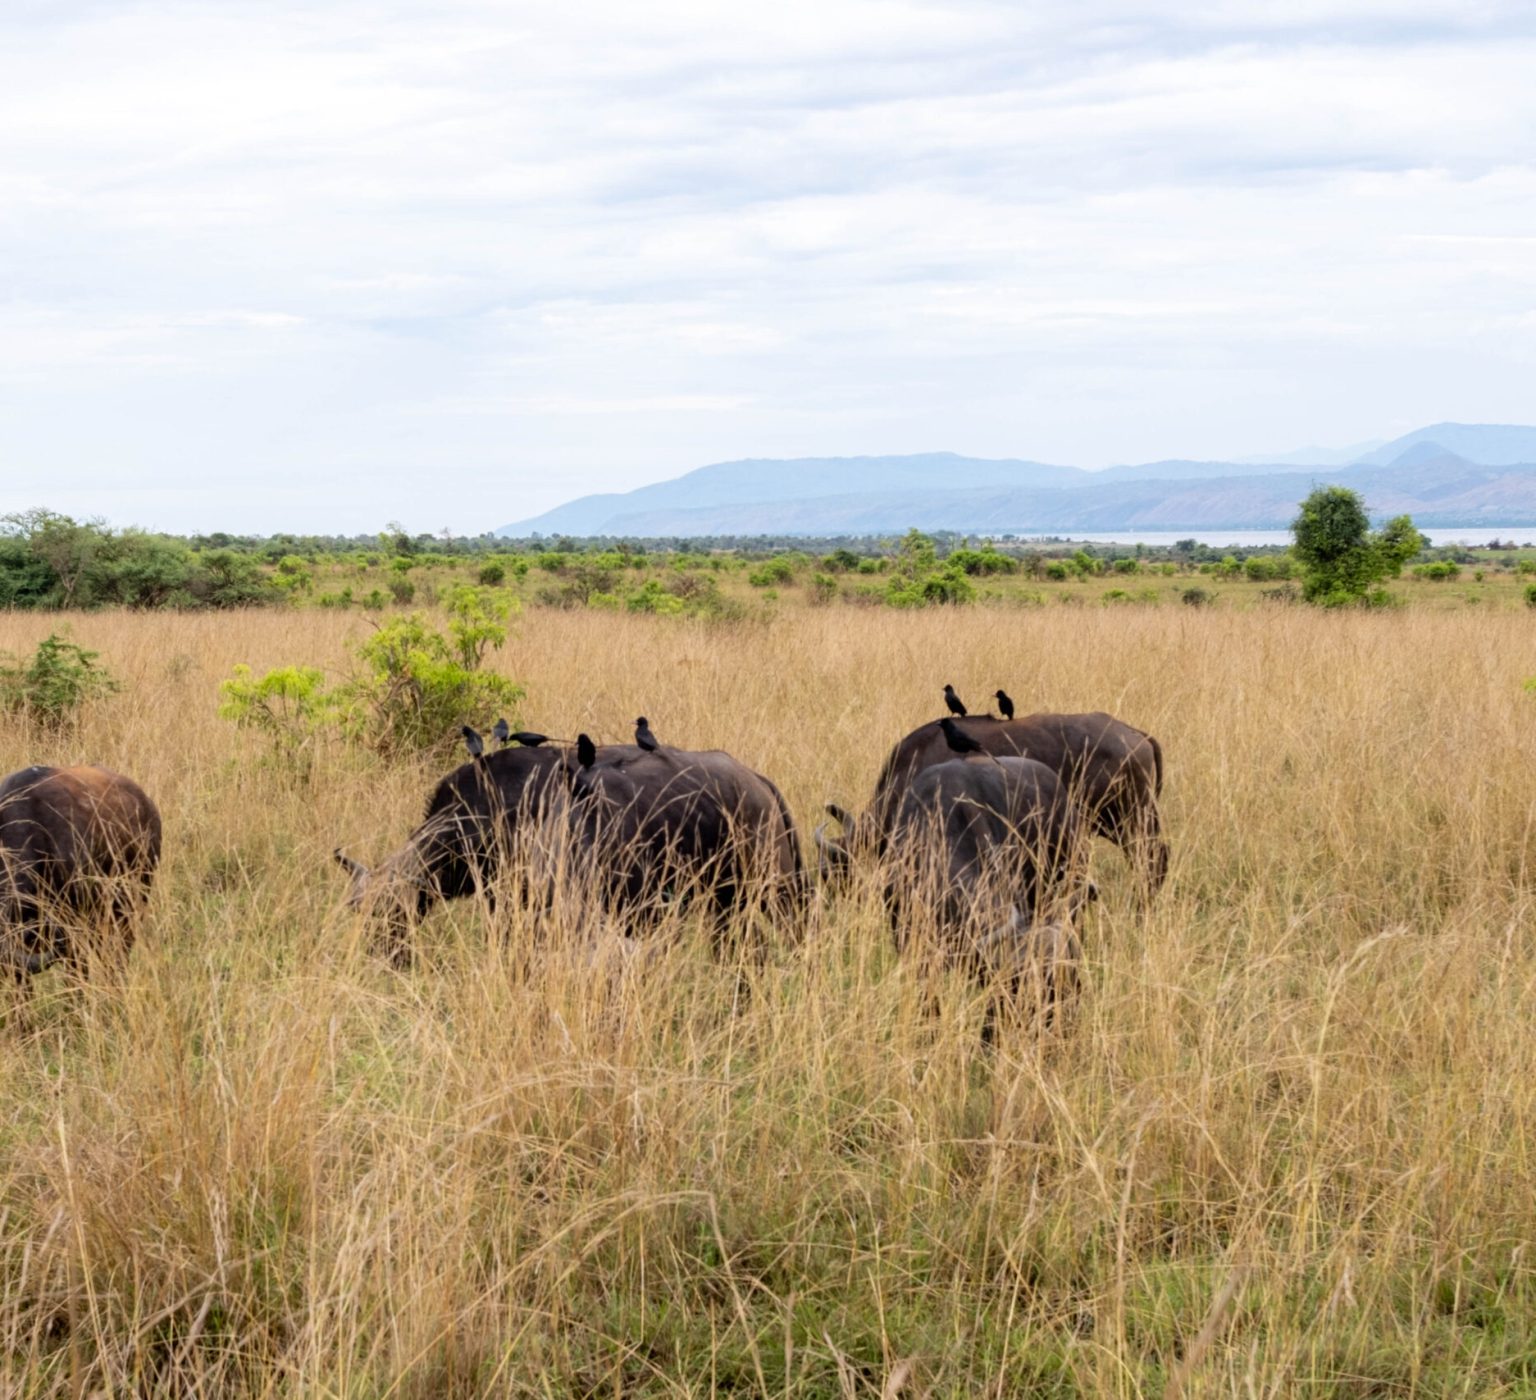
[3,700,1166,1026]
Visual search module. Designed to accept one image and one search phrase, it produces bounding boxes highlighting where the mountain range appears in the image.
[497,423,1536,537]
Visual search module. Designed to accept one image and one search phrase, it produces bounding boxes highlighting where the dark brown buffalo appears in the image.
[1,765,162,977]
[821,711,1167,894]
[885,755,1088,1024]
[566,740,804,931]
[335,743,568,964]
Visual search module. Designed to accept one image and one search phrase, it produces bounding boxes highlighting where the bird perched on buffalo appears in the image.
[492,717,510,746]
[635,717,659,752]
[995,689,1015,721]
[943,684,967,717]
[576,733,597,768]
[461,725,485,758]
[940,717,984,754]
[509,731,548,748]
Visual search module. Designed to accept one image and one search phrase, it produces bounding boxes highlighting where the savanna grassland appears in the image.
[5,599,1536,1396]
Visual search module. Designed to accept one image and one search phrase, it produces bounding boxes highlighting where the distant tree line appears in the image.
[0,498,1500,614]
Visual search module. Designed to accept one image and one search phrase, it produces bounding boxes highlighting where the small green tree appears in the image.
[0,632,119,729]
[1291,487,1424,606]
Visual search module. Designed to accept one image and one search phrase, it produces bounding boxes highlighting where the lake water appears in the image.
[1009,528,1536,548]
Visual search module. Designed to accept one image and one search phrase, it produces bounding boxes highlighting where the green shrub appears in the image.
[187,550,278,608]
[1045,561,1071,581]
[747,558,795,588]
[809,572,837,606]
[388,577,415,605]
[0,632,119,730]
[218,664,333,768]
[221,594,522,761]
[1181,587,1213,607]
[948,548,1017,576]
[1412,562,1460,581]
[920,565,975,605]
[627,579,686,615]
[477,561,507,586]
[1524,583,1536,609]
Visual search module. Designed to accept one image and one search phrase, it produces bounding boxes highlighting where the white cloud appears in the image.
[1,0,1533,530]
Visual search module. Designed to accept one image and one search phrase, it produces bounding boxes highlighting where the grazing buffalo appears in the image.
[884,754,1088,1021]
[566,738,804,934]
[820,711,1167,895]
[1,765,162,977]
[335,741,568,964]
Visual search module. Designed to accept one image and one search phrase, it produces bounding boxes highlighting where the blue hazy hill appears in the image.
[498,424,1536,536]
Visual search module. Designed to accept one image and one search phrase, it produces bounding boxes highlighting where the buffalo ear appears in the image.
[824,802,852,828]
[334,848,367,877]
[576,733,597,769]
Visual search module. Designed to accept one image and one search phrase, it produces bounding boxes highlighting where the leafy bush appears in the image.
[188,550,278,608]
[1524,584,1536,609]
[0,632,119,730]
[747,558,795,588]
[218,664,333,766]
[477,561,507,586]
[388,577,416,605]
[221,591,523,760]
[920,565,975,605]
[1045,561,1072,581]
[627,580,686,615]
[809,572,838,606]
[948,547,1017,576]
[1412,562,1460,581]
[1181,587,1213,607]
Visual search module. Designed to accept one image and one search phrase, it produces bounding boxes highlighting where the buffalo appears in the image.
[884,754,1088,1024]
[820,710,1167,895]
[566,737,804,936]
[1,765,162,978]
[334,740,568,964]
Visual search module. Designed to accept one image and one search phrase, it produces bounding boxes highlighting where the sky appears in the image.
[2,1,1534,535]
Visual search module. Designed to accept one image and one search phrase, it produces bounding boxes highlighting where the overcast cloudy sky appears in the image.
[2,1,1534,533]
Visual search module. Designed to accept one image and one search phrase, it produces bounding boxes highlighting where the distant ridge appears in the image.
[498,423,1536,537]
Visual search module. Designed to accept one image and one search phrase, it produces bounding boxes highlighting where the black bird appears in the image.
[576,733,597,768]
[995,689,1015,721]
[635,716,659,752]
[461,725,485,758]
[492,717,510,746]
[509,730,548,748]
[939,717,984,755]
[943,684,967,718]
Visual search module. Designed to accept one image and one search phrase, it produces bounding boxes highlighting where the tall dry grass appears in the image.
[4,603,1536,1395]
